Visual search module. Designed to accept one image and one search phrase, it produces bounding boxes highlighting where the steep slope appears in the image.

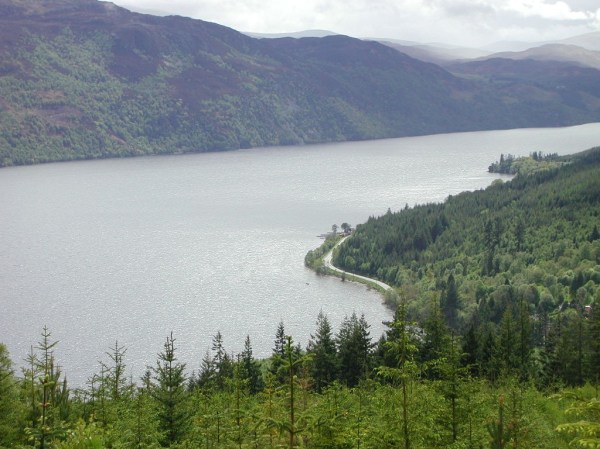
[447,58,600,122]
[1,0,600,166]
[334,147,600,326]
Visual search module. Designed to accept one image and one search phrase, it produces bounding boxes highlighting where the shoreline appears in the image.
[306,235,397,307]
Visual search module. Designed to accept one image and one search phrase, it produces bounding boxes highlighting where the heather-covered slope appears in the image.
[1,0,599,166]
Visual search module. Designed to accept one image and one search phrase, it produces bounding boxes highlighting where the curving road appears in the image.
[322,236,392,292]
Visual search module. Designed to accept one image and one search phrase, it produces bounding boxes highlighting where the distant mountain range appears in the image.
[251,30,600,67]
[466,44,600,70]
[244,30,339,39]
[1,0,599,166]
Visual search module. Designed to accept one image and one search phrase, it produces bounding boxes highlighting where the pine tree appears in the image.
[483,218,502,276]
[480,326,500,383]
[240,335,263,394]
[273,321,286,357]
[282,336,305,448]
[38,327,59,449]
[26,327,67,449]
[307,311,338,392]
[150,332,189,446]
[441,273,460,331]
[270,321,287,384]
[498,306,518,376]
[195,349,216,391]
[483,219,496,276]
[377,300,418,449]
[461,323,480,376]
[109,380,162,448]
[555,309,586,385]
[337,313,373,387]
[515,297,532,380]
[420,295,450,378]
[232,355,247,449]
[212,331,233,391]
[101,341,129,401]
[436,333,467,444]
[514,218,525,251]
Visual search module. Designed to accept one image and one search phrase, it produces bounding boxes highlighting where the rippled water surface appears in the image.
[1,123,599,384]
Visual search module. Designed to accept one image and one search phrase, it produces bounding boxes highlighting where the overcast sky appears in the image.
[112,0,600,48]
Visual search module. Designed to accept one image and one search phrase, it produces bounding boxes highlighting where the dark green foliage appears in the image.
[461,323,480,377]
[0,343,24,447]
[590,225,600,242]
[307,311,338,393]
[441,273,460,331]
[483,217,502,276]
[193,349,217,391]
[377,299,419,449]
[337,313,373,387]
[239,335,263,394]
[587,300,600,383]
[150,332,189,446]
[554,310,586,386]
[419,297,451,379]
[269,321,288,384]
[334,146,600,387]
[515,296,533,380]
[211,331,234,391]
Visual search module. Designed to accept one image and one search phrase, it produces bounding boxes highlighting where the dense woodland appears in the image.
[333,146,600,382]
[2,149,600,448]
[1,310,599,449]
[487,151,563,175]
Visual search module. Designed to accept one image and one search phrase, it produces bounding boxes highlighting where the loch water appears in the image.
[1,123,599,385]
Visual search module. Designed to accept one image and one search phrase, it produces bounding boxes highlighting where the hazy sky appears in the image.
[112,0,600,47]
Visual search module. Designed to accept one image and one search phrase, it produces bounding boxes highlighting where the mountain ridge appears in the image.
[1,0,600,166]
[459,43,600,71]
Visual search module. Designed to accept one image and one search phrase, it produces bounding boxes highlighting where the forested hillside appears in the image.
[334,147,600,383]
[1,0,600,166]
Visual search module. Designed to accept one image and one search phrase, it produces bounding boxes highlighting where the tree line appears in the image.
[1,295,599,448]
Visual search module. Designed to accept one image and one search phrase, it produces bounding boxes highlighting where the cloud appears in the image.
[505,0,591,20]
[113,0,600,47]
